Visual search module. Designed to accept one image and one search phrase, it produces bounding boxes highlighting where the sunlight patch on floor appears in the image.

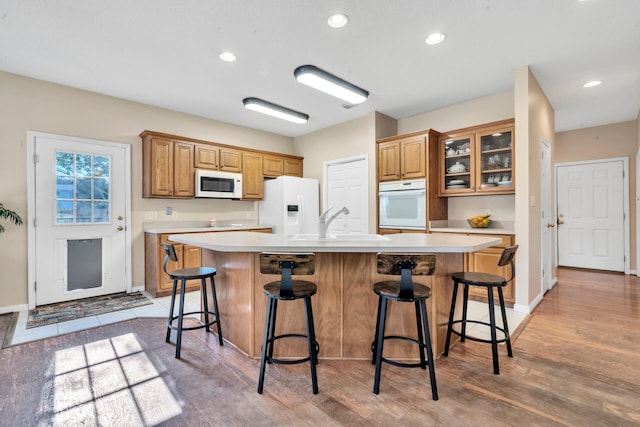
[42,333,182,426]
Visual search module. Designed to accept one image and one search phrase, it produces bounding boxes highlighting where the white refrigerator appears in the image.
[259,176,319,235]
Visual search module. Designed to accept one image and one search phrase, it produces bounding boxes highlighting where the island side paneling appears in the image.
[202,249,464,360]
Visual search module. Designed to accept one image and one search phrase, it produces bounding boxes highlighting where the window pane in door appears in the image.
[56,200,74,224]
[76,201,92,223]
[94,178,109,200]
[94,202,109,223]
[76,177,92,199]
[55,151,111,225]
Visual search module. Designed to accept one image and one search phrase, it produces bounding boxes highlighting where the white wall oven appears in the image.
[195,169,243,199]
[378,179,426,230]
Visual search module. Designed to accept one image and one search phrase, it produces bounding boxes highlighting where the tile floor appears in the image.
[9,292,527,346]
[9,291,202,346]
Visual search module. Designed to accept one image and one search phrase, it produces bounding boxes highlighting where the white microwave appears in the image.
[378,179,427,230]
[195,169,243,199]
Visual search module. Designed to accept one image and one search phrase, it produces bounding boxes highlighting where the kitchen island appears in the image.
[169,232,502,360]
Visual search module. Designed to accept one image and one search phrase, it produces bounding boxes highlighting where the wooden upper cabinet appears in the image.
[195,144,219,169]
[195,144,242,172]
[242,152,264,199]
[142,135,194,198]
[219,147,243,172]
[173,141,195,197]
[284,158,303,177]
[377,136,426,182]
[439,119,515,197]
[263,154,284,178]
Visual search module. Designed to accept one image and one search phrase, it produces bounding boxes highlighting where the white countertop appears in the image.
[144,222,272,234]
[429,220,515,235]
[168,231,502,253]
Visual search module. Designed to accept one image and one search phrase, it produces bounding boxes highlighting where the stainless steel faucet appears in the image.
[318,207,350,238]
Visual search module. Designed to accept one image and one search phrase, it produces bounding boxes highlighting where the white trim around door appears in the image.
[555,157,629,274]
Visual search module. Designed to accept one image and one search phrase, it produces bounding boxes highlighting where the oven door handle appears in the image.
[378,189,426,197]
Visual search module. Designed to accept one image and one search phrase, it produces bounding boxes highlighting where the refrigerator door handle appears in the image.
[297,194,304,234]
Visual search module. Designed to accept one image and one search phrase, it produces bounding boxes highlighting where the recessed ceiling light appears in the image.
[219,51,237,62]
[327,13,349,28]
[583,80,602,88]
[425,32,446,45]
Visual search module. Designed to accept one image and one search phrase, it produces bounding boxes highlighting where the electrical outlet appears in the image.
[144,211,158,220]
[165,207,173,215]
[172,212,179,219]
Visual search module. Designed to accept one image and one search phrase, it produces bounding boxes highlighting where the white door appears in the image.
[34,135,129,305]
[540,139,553,292]
[324,155,368,234]
[556,160,625,271]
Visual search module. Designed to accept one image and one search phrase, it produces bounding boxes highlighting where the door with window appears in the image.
[34,135,129,305]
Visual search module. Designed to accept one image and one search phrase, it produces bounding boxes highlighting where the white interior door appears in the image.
[541,138,553,292]
[33,135,129,305]
[324,155,368,234]
[556,160,625,271]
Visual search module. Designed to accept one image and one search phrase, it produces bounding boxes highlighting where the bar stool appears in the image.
[371,253,438,400]
[443,245,518,374]
[257,253,319,395]
[163,243,223,359]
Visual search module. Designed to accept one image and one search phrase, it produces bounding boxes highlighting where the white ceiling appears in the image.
[1,0,639,137]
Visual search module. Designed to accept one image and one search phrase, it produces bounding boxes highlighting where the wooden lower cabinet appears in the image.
[145,228,272,297]
[431,232,515,306]
[465,234,515,306]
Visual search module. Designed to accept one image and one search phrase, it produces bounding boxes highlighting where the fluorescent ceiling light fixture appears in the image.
[327,13,349,28]
[294,65,369,104]
[219,51,237,62]
[425,32,446,45]
[583,80,602,88]
[492,133,503,137]
[242,97,309,124]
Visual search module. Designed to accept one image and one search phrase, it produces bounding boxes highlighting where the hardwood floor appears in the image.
[0,267,638,426]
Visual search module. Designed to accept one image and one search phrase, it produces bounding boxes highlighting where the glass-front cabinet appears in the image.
[440,133,475,194]
[439,119,515,196]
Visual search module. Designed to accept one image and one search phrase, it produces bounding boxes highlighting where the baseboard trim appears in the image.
[0,304,28,315]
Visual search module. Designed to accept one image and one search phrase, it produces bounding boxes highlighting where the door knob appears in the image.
[118,216,124,221]
[547,223,555,228]
[117,226,124,231]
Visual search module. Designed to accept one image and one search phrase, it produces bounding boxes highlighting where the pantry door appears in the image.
[556,159,626,272]
[30,132,131,306]
[324,155,369,234]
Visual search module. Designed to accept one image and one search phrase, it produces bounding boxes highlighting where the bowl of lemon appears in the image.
[467,214,491,228]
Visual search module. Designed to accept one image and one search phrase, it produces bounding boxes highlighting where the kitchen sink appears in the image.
[290,234,391,242]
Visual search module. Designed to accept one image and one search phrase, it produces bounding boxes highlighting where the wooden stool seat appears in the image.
[163,243,223,359]
[371,253,438,400]
[258,253,319,394]
[444,245,518,375]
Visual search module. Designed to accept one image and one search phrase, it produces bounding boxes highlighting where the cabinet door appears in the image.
[378,141,401,181]
[219,147,243,172]
[467,247,514,302]
[284,158,303,177]
[195,144,219,170]
[440,133,475,196]
[476,126,514,194]
[263,154,284,177]
[400,136,426,179]
[242,152,264,199]
[148,137,174,197]
[173,141,195,197]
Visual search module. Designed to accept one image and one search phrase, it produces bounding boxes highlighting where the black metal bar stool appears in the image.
[371,253,438,400]
[443,245,518,374]
[257,253,319,394]
[163,243,223,359]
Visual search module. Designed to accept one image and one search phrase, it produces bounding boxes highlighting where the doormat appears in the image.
[27,292,152,329]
